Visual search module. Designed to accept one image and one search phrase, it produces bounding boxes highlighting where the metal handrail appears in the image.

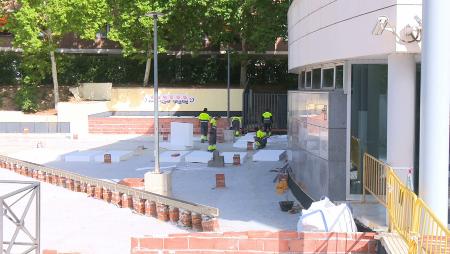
[0,155,219,217]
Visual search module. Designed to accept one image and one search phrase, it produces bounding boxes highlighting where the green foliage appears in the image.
[14,77,38,112]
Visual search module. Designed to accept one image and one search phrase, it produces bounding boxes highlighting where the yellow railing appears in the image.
[363,153,388,206]
[363,153,450,254]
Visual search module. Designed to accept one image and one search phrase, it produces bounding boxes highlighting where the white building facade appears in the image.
[288,0,449,222]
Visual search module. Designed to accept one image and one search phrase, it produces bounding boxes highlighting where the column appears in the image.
[420,0,450,224]
[387,54,416,184]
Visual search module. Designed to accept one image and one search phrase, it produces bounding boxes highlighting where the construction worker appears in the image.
[254,126,268,149]
[261,109,273,136]
[198,108,210,143]
[208,116,219,152]
[230,116,242,137]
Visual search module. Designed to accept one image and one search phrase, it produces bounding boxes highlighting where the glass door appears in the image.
[349,64,388,195]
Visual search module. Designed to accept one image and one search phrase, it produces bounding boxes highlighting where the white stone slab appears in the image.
[160,142,190,151]
[94,150,134,163]
[9,149,63,164]
[220,152,248,164]
[160,151,190,163]
[185,151,213,163]
[233,132,256,148]
[170,122,193,147]
[252,150,286,162]
[64,150,104,162]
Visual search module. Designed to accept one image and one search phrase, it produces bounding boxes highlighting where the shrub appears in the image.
[14,77,38,113]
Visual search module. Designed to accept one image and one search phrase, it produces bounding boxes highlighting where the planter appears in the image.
[279,201,294,212]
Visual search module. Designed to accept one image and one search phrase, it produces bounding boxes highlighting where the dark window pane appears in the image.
[306,71,312,88]
[312,68,321,89]
[336,65,344,89]
[322,68,334,88]
[299,71,305,89]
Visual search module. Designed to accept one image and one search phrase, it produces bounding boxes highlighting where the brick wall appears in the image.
[88,117,229,137]
[131,231,378,254]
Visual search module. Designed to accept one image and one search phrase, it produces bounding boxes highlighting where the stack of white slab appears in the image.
[160,151,190,163]
[233,132,256,148]
[170,122,193,148]
[220,152,248,164]
[252,150,286,162]
[93,150,134,163]
[64,151,104,162]
[185,151,213,163]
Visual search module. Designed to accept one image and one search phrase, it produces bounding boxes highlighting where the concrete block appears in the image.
[208,151,225,167]
[64,150,104,162]
[144,171,172,196]
[185,151,213,163]
[93,150,134,163]
[170,122,193,148]
[252,150,287,162]
[160,151,190,163]
[220,152,248,164]
[223,130,235,142]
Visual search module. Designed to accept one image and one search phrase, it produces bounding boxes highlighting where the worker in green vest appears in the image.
[261,109,273,136]
[254,126,268,149]
[230,116,242,137]
[208,116,219,152]
[198,108,210,143]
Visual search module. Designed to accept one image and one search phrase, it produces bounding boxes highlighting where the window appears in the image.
[335,65,344,89]
[312,68,321,89]
[306,71,312,88]
[322,68,334,88]
[299,71,305,89]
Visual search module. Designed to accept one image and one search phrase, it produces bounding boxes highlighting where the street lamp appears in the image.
[145,11,164,174]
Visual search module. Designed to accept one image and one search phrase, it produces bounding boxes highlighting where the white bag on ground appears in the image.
[297,197,357,233]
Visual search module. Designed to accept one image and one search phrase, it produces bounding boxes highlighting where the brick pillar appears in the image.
[52,175,60,185]
[32,170,39,179]
[169,207,180,224]
[19,166,27,176]
[74,181,81,192]
[145,200,157,217]
[192,213,203,231]
[112,191,123,207]
[94,186,103,199]
[181,210,192,228]
[122,194,133,209]
[133,198,145,214]
[157,204,169,222]
[202,218,220,232]
[37,171,46,181]
[58,177,66,188]
[102,188,112,203]
[65,179,74,191]
[45,173,52,183]
[26,168,33,177]
[86,184,95,197]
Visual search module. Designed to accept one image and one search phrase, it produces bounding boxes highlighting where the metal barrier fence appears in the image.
[0,155,219,220]
[1,181,40,254]
[363,153,450,253]
[243,91,288,131]
[412,199,450,254]
[363,153,388,206]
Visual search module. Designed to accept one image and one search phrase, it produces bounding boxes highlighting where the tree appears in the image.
[5,0,108,108]
[209,0,289,88]
[106,0,211,87]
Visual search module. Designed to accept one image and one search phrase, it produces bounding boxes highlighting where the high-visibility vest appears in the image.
[198,112,210,121]
[256,129,267,139]
[262,111,272,119]
[210,118,217,127]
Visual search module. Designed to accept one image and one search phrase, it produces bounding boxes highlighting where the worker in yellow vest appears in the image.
[230,116,242,137]
[198,108,211,143]
[208,116,219,152]
[261,109,273,136]
[254,126,268,149]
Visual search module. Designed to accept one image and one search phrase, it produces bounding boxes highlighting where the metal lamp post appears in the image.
[146,12,164,174]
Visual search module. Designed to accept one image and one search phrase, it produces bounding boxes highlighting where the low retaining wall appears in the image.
[131,231,378,254]
[88,113,229,137]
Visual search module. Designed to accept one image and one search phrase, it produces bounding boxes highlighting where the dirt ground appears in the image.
[0,85,72,114]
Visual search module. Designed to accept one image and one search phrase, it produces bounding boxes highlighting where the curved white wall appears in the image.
[288,0,422,73]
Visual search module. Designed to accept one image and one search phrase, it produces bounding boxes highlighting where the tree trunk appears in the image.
[239,37,249,89]
[50,50,59,108]
[143,42,152,87]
